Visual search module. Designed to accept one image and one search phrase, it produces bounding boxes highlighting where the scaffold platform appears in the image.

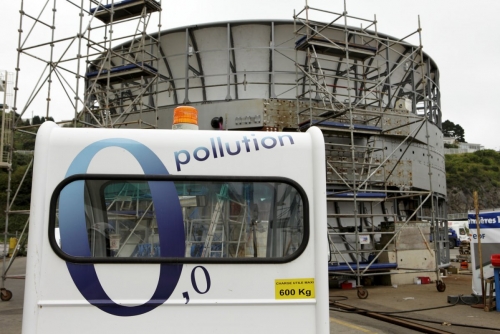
[295,35,377,60]
[90,0,161,24]
[86,63,157,84]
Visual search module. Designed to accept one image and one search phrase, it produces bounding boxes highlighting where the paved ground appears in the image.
[329,269,499,333]
[1,251,499,333]
[0,255,24,334]
[0,244,7,258]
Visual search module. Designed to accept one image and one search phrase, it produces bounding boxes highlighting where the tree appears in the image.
[453,124,465,143]
[31,115,54,125]
[442,120,466,143]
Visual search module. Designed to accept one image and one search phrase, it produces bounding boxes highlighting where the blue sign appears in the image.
[468,211,500,229]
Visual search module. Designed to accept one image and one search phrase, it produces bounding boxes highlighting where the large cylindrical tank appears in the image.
[93,20,444,195]
[87,18,449,271]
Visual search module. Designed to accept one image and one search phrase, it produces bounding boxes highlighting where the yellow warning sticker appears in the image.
[275,278,315,299]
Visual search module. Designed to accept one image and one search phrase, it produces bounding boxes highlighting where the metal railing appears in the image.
[447,213,468,220]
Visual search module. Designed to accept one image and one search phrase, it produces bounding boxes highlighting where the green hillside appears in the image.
[445,149,500,213]
[0,123,35,236]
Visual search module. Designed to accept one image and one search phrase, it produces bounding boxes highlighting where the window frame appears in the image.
[49,174,310,264]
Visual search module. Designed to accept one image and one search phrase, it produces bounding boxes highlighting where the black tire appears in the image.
[357,288,369,299]
[0,289,13,302]
[449,238,455,249]
[436,280,446,292]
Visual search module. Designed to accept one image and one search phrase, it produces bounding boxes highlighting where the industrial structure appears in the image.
[2,0,450,301]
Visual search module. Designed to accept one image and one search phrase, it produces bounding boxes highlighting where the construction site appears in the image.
[2,1,449,296]
[1,1,498,333]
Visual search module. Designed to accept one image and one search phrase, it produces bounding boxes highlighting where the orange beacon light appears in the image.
[172,106,199,130]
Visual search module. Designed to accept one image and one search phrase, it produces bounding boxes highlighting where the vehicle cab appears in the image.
[23,122,329,333]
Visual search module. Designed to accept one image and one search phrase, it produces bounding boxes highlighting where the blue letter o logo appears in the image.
[59,138,184,316]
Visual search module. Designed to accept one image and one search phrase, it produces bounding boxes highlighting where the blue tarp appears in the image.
[86,62,157,78]
[328,262,397,272]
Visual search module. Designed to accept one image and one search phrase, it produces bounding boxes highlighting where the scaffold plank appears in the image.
[90,0,161,24]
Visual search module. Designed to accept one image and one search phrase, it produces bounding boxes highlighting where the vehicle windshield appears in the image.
[52,178,308,262]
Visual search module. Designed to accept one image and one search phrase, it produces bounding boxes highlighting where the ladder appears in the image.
[201,184,229,257]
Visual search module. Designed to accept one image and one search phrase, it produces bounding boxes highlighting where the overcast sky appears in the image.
[1,0,499,149]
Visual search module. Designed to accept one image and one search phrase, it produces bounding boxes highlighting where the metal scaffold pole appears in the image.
[1,0,163,301]
[294,0,447,298]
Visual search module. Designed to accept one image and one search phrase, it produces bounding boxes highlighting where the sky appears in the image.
[1,0,499,150]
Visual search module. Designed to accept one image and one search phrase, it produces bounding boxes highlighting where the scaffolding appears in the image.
[1,0,451,302]
[294,1,448,297]
[1,0,163,301]
[83,0,162,128]
[0,71,14,169]
[1,70,22,302]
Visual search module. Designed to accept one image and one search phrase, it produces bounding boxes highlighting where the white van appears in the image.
[448,221,469,242]
[24,122,329,333]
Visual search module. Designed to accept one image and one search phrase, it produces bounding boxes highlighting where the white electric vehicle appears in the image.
[23,122,329,333]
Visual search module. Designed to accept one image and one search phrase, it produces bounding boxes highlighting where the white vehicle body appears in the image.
[468,209,500,296]
[447,221,469,242]
[24,122,329,334]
